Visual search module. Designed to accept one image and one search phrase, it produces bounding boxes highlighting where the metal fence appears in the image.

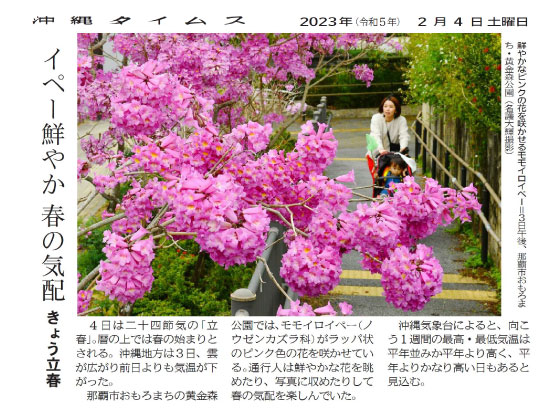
[412,113,501,264]
[311,96,332,130]
[230,222,290,316]
[307,81,406,98]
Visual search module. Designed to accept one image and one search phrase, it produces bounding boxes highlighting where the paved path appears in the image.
[307,117,497,316]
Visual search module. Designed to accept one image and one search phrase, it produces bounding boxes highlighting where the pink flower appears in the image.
[96,232,155,303]
[338,301,353,315]
[276,300,316,316]
[314,301,337,316]
[335,170,355,183]
[77,290,93,314]
[285,102,307,115]
[77,159,89,179]
[352,64,374,88]
[380,244,443,311]
[276,300,353,316]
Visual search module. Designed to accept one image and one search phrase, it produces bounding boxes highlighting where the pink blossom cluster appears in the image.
[352,64,374,87]
[263,113,285,124]
[338,201,402,272]
[306,207,344,250]
[80,131,118,165]
[335,33,387,50]
[340,200,402,251]
[295,122,338,174]
[305,173,353,215]
[77,54,93,87]
[388,177,451,246]
[225,121,272,153]
[92,169,128,194]
[196,206,271,268]
[77,44,114,121]
[78,33,98,50]
[77,159,90,180]
[443,183,482,222]
[280,236,342,296]
[222,122,351,230]
[162,171,271,268]
[157,127,225,175]
[112,178,167,236]
[276,300,353,316]
[97,228,155,303]
[380,244,443,311]
[130,140,179,174]
[77,290,93,314]
[77,34,113,120]
[387,39,404,52]
[110,61,206,136]
[285,102,307,115]
[78,33,388,127]
[389,177,482,246]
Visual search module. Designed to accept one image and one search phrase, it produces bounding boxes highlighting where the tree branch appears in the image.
[204,142,237,178]
[212,99,237,123]
[78,306,101,316]
[77,191,97,216]
[261,205,308,238]
[147,203,169,230]
[84,176,118,206]
[78,213,126,237]
[90,33,109,52]
[351,191,378,202]
[257,256,293,303]
[78,264,100,291]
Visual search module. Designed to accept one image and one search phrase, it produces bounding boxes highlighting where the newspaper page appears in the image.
[4,0,557,418]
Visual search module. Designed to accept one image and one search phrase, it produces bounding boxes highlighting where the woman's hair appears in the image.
[379,95,402,118]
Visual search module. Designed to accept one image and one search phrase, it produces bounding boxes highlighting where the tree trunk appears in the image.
[191,251,207,286]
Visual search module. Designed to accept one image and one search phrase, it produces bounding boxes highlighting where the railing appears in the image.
[311,96,332,129]
[307,81,406,98]
[230,222,293,316]
[412,112,501,264]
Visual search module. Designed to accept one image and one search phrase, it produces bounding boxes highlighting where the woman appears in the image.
[367,95,409,157]
[366,95,410,195]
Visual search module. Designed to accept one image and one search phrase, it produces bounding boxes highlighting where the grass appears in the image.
[447,220,501,315]
[414,152,431,178]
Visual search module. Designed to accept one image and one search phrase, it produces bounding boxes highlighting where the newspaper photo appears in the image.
[4,0,556,418]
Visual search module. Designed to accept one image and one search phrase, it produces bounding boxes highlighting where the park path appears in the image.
[312,116,497,316]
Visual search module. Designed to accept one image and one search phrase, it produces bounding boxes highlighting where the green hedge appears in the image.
[308,56,408,109]
[78,217,254,316]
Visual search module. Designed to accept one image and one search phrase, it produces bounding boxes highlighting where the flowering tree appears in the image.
[404,33,501,133]
[77,33,481,316]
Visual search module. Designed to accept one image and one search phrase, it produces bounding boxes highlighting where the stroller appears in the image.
[366,149,416,197]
